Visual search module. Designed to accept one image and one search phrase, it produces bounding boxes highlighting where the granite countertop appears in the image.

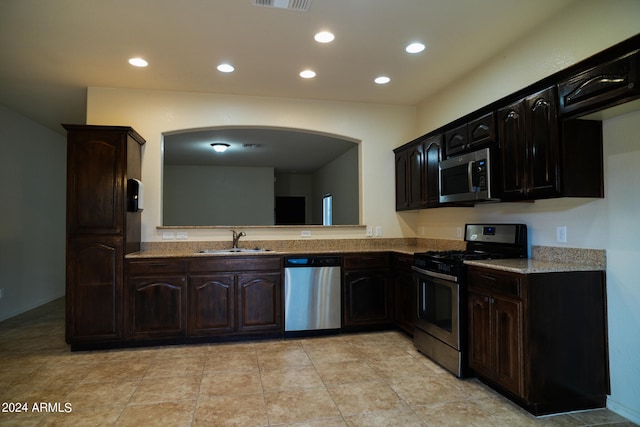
[126,239,606,273]
[126,245,427,258]
[464,258,605,274]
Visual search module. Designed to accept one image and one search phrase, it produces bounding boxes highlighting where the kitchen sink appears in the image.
[197,248,272,254]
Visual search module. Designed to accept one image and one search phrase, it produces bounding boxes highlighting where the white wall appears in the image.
[86,89,416,242]
[0,105,66,321]
[411,0,640,421]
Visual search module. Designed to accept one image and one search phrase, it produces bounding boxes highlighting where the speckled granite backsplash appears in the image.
[531,246,606,268]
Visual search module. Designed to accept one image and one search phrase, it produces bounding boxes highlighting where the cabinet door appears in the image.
[128,276,187,338]
[468,112,496,149]
[492,295,523,397]
[498,101,527,199]
[67,131,125,235]
[395,150,409,211]
[237,272,282,332]
[343,270,391,327]
[393,255,416,336]
[468,291,492,378]
[526,87,560,198]
[424,136,442,208]
[66,237,123,342]
[444,124,468,157]
[189,274,236,335]
[407,143,425,209]
[559,50,639,116]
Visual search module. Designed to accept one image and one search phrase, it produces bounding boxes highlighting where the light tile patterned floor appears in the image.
[0,298,637,426]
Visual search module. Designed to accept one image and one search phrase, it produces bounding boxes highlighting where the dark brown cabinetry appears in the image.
[394,135,441,211]
[394,149,409,211]
[188,256,283,336]
[559,49,639,117]
[393,253,416,336]
[126,259,188,339]
[498,86,560,200]
[467,266,609,415]
[343,253,393,330]
[188,274,236,335]
[444,112,496,157]
[64,125,145,346]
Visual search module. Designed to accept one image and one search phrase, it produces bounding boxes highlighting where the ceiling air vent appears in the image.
[253,0,312,12]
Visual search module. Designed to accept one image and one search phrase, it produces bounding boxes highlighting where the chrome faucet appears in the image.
[231,230,246,249]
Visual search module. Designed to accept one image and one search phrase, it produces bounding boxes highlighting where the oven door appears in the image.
[413,268,460,350]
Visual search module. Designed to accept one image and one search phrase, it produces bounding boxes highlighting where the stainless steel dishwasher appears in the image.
[284,256,342,337]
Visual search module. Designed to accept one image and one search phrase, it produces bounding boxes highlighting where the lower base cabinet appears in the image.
[124,256,282,343]
[188,274,235,335]
[467,266,609,415]
[343,253,393,331]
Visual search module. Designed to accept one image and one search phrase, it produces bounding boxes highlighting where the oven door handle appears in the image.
[411,266,458,282]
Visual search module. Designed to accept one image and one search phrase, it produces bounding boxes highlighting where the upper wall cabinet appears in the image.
[444,112,496,158]
[559,49,639,118]
[498,87,604,201]
[498,87,560,200]
[394,135,442,211]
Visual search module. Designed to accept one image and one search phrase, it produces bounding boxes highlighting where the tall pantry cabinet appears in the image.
[64,125,145,347]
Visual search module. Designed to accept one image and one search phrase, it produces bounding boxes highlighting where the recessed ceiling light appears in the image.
[374,76,390,85]
[314,31,335,43]
[128,57,148,67]
[211,143,230,153]
[217,63,235,73]
[405,42,426,54]
[300,69,316,79]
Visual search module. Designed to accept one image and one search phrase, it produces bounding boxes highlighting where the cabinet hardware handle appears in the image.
[484,296,489,302]
[507,111,519,120]
[480,274,497,281]
[533,98,549,111]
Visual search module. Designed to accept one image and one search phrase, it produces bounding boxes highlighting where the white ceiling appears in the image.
[1,0,580,136]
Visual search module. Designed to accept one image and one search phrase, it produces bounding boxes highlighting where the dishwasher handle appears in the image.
[284,256,342,267]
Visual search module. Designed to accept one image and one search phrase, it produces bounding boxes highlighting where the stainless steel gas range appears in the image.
[412,223,528,377]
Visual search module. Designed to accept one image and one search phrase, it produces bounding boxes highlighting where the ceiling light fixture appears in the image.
[211,143,230,153]
[405,42,426,54]
[217,63,235,73]
[128,57,148,67]
[374,76,390,85]
[299,69,316,79]
[314,31,335,43]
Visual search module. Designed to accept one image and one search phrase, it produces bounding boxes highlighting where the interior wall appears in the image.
[0,105,66,321]
[312,145,359,225]
[163,165,274,226]
[86,89,416,242]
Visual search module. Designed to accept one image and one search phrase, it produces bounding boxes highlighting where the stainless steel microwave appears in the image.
[439,147,499,204]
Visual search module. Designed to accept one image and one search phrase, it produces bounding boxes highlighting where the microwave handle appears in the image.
[468,161,475,192]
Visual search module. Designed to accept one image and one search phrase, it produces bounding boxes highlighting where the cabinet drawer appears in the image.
[559,49,639,116]
[344,253,390,270]
[127,258,187,276]
[444,124,468,157]
[468,267,522,298]
[188,256,282,273]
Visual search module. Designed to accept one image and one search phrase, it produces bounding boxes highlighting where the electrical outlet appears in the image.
[176,232,188,240]
[556,226,567,243]
[162,232,175,240]
[456,227,463,238]
[301,230,312,237]
[418,226,425,236]
[366,226,373,237]
[375,226,383,237]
